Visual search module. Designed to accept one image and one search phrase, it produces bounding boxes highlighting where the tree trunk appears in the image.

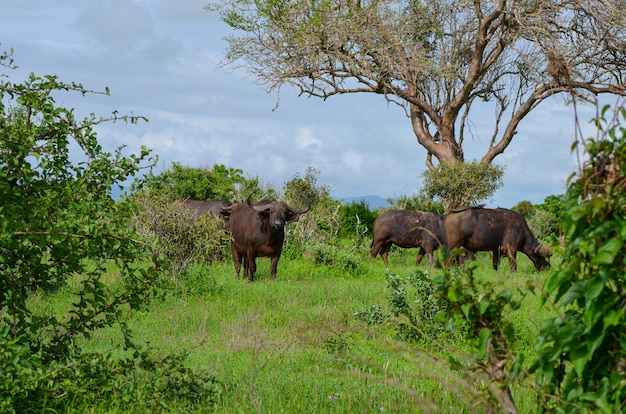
[411,106,463,168]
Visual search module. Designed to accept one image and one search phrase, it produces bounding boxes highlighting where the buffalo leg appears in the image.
[507,252,518,272]
[246,252,257,282]
[269,256,280,279]
[370,240,384,259]
[232,248,242,278]
[492,249,500,270]
[379,242,393,265]
[415,247,426,266]
[447,243,461,266]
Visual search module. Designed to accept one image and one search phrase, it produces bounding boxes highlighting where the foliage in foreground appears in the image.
[532,105,626,412]
[0,57,220,412]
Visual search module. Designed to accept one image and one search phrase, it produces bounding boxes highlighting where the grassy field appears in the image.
[40,246,560,413]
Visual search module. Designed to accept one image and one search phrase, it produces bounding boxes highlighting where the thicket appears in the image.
[0,53,220,412]
[131,191,231,274]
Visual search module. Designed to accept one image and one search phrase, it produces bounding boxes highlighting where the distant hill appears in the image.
[337,195,392,210]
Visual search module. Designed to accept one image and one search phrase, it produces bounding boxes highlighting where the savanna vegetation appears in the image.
[2,41,626,414]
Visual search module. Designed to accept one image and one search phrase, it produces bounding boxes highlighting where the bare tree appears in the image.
[207,0,626,170]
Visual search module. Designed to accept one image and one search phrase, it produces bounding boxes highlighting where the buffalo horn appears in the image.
[247,192,271,212]
[534,243,553,257]
[287,196,310,214]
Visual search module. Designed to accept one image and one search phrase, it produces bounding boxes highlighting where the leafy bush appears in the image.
[131,190,231,274]
[513,197,565,243]
[391,193,445,214]
[433,259,526,413]
[421,160,504,211]
[283,166,341,250]
[306,242,364,276]
[386,270,448,342]
[144,162,258,201]
[527,208,555,242]
[0,55,220,411]
[532,105,626,412]
[337,200,377,240]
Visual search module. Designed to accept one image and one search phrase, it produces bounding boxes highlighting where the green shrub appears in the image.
[532,105,626,412]
[306,242,365,276]
[338,200,377,240]
[386,270,448,342]
[131,190,231,274]
[0,56,220,411]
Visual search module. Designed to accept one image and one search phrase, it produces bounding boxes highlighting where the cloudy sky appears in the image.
[0,0,606,208]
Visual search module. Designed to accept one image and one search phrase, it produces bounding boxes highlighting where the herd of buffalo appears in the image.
[178,193,553,281]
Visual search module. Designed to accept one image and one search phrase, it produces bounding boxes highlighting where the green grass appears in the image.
[37,246,560,413]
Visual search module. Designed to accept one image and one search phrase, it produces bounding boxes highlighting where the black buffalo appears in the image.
[227,193,310,281]
[444,206,552,271]
[177,199,233,222]
[371,209,447,266]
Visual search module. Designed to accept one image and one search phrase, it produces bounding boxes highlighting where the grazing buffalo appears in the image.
[444,206,552,271]
[228,193,310,281]
[371,209,447,266]
[177,199,233,222]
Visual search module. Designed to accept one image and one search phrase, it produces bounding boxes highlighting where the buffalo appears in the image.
[444,206,552,271]
[371,209,447,266]
[227,193,310,281]
[177,199,233,222]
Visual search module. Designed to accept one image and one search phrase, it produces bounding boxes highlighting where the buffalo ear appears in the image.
[286,212,301,222]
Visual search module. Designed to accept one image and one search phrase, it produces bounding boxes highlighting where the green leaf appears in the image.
[477,328,491,359]
[591,238,622,266]
[584,275,606,304]
[561,280,585,306]
[478,298,490,315]
[461,302,472,318]
[570,341,590,377]
[603,309,623,328]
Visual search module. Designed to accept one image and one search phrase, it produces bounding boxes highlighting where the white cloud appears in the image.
[341,151,364,171]
[295,127,322,150]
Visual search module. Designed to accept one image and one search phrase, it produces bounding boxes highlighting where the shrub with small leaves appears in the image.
[306,242,364,276]
[386,270,448,342]
[131,190,231,274]
[0,55,221,411]
[532,105,626,412]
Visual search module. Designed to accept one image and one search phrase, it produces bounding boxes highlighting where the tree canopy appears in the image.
[208,0,626,173]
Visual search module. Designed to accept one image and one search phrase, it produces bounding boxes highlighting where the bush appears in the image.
[143,162,254,201]
[385,270,448,342]
[305,242,365,276]
[338,200,377,241]
[0,55,220,411]
[421,160,504,211]
[532,105,626,412]
[131,190,231,274]
[282,166,341,251]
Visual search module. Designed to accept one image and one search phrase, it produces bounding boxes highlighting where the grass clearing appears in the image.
[38,246,558,412]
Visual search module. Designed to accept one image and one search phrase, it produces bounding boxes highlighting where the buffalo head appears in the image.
[246,192,310,229]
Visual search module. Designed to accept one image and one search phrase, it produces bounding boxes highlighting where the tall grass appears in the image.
[35,246,559,413]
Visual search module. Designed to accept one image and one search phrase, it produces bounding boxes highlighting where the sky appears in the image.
[0,0,608,208]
